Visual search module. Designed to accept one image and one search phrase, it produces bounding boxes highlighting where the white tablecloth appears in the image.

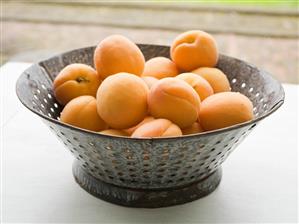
[1,62,298,223]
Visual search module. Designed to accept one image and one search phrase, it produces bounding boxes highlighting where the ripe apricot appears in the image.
[141,76,158,89]
[192,67,231,93]
[94,35,145,80]
[148,78,200,128]
[125,116,155,135]
[176,73,214,101]
[96,73,149,129]
[142,57,179,79]
[100,129,129,137]
[60,96,107,131]
[132,118,182,138]
[199,92,254,131]
[182,122,204,135]
[53,63,101,105]
[170,30,218,71]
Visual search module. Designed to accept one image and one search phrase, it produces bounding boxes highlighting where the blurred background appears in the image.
[1,0,298,83]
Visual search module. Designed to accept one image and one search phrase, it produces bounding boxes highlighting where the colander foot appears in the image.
[73,160,222,208]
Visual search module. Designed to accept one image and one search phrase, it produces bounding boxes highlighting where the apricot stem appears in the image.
[76,76,89,83]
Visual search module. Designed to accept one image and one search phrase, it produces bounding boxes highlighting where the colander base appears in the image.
[72,160,222,208]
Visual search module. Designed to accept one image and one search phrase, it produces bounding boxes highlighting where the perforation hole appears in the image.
[50,107,55,113]
[33,94,38,100]
[263,104,267,108]
[260,98,264,103]
[249,87,253,92]
[40,104,45,109]
[253,107,257,112]
[43,98,48,104]
[32,101,37,106]
[47,113,52,117]
[241,83,246,88]
[89,142,95,146]
[54,103,59,109]
[47,93,52,99]
[255,93,260,98]
[231,78,237,84]
[57,116,60,120]
[249,124,256,130]
[36,89,41,94]
[215,140,221,145]
[41,84,46,90]
[203,155,210,160]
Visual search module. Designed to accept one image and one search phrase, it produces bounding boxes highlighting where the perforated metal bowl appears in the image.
[16,44,284,208]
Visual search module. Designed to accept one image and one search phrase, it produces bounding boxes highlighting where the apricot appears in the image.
[94,35,145,80]
[176,73,214,101]
[96,73,149,129]
[182,122,204,135]
[125,116,155,135]
[148,78,200,128]
[53,63,101,105]
[170,30,218,71]
[100,129,129,137]
[60,96,107,131]
[192,67,231,93]
[199,92,254,131]
[141,76,158,89]
[132,119,182,138]
[142,57,179,79]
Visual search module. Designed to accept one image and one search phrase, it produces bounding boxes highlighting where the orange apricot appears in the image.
[125,116,155,135]
[142,57,179,79]
[141,76,159,89]
[176,72,214,101]
[182,122,204,135]
[192,67,231,93]
[96,72,149,129]
[94,35,145,80]
[170,30,218,71]
[100,129,129,137]
[148,78,200,128]
[199,92,254,131]
[60,96,107,131]
[53,63,101,105]
[132,118,182,138]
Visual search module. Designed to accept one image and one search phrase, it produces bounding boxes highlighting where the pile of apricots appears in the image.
[53,30,254,138]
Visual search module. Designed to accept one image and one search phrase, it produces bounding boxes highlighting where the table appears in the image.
[1,62,298,223]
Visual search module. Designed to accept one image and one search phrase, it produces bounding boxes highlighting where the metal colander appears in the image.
[16,44,284,208]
